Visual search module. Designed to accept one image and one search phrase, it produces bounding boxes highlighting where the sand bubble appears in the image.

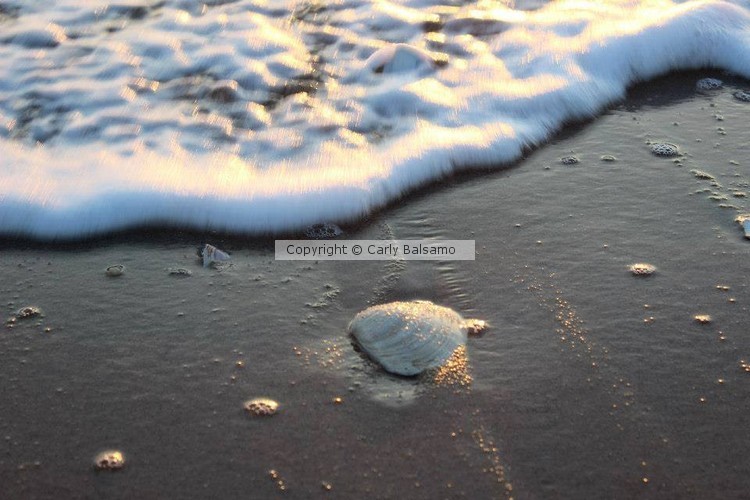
[629,263,657,276]
[94,450,125,471]
[244,398,279,416]
[651,143,680,157]
[15,306,42,319]
[106,265,125,277]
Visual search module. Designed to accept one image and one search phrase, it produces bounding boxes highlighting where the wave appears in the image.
[1,0,749,238]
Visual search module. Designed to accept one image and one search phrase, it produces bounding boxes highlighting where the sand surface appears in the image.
[1,71,750,499]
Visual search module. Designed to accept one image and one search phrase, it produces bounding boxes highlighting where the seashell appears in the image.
[733,90,750,102]
[560,155,579,165]
[106,265,125,277]
[347,300,485,376]
[199,244,231,268]
[244,398,279,416]
[696,78,722,91]
[650,143,680,157]
[600,155,617,162]
[93,450,125,470]
[304,223,343,239]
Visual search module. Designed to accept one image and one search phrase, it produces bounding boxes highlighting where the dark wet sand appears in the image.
[1,71,750,499]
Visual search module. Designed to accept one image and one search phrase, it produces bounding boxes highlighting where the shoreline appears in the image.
[2,68,746,247]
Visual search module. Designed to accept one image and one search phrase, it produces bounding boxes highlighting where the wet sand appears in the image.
[2,71,750,499]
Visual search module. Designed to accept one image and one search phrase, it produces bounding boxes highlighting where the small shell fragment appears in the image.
[561,155,579,165]
[734,215,750,239]
[200,244,231,268]
[94,450,125,471]
[106,265,125,277]
[244,398,279,416]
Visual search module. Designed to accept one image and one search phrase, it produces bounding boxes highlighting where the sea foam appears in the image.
[1,0,750,238]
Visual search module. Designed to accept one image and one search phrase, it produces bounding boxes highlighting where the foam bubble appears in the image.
[15,306,42,319]
[694,314,712,324]
[304,223,343,239]
[93,450,125,471]
[106,265,125,277]
[696,78,723,91]
[629,263,657,276]
[651,143,681,157]
[244,398,279,416]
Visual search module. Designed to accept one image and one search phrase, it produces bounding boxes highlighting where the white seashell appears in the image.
[347,301,483,376]
[200,244,231,268]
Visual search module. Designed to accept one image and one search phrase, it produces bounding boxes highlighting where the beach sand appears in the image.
[1,70,750,499]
